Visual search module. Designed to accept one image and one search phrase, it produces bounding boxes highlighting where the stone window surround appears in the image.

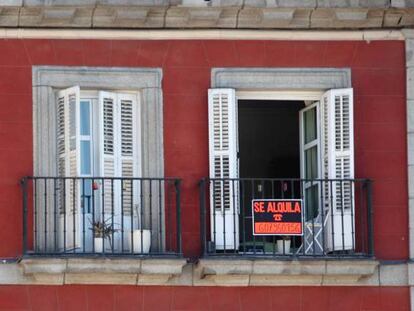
[32,66,166,253]
[32,66,164,178]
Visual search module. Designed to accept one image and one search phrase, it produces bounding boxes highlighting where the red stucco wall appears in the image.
[0,39,407,260]
[0,285,409,311]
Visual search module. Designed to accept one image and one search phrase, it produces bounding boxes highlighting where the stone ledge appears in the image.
[238,8,311,29]
[194,259,381,286]
[311,8,384,28]
[165,7,238,28]
[0,259,409,286]
[0,6,413,28]
[0,0,402,8]
[20,6,93,28]
[19,257,187,285]
[93,6,166,28]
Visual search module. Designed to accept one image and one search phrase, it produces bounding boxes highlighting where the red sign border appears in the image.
[251,199,304,236]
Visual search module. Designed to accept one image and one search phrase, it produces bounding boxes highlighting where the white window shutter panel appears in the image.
[118,93,140,216]
[99,91,140,223]
[99,91,118,215]
[208,88,239,250]
[321,88,355,252]
[56,86,81,251]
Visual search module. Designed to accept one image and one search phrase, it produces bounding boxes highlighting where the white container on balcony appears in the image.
[93,237,113,253]
[277,239,291,254]
[128,229,151,254]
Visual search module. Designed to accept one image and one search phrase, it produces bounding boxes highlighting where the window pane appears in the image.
[81,179,92,214]
[80,100,90,136]
[305,185,319,220]
[305,146,318,179]
[80,140,91,175]
[304,107,317,144]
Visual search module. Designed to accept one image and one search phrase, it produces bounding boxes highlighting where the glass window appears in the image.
[304,107,317,144]
[80,100,90,136]
[305,146,318,180]
[80,140,91,175]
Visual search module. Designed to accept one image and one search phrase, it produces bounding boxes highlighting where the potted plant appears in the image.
[90,219,117,253]
[128,205,151,254]
[277,236,291,254]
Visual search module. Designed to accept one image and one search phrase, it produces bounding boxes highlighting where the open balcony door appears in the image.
[299,102,324,254]
[299,88,355,254]
[56,86,82,252]
[208,89,239,251]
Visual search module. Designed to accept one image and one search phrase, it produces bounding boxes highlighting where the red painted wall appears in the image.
[0,285,409,311]
[0,39,407,260]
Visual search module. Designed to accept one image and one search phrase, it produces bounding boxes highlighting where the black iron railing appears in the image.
[199,178,373,258]
[21,176,182,257]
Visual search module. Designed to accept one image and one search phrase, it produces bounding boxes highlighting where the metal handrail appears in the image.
[21,176,182,257]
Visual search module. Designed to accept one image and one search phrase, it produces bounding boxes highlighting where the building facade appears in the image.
[0,0,413,310]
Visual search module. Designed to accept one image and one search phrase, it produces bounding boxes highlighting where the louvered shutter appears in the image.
[321,88,355,252]
[56,86,81,251]
[99,92,140,226]
[99,91,117,215]
[118,93,140,216]
[208,88,239,250]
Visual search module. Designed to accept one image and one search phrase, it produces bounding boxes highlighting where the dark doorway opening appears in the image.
[238,100,305,179]
[237,99,306,252]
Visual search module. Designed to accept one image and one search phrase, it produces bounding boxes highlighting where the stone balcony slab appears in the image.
[311,8,384,28]
[165,7,238,28]
[93,6,165,28]
[195,258,380,286]
[19,257,187,285]
[20,6,93,27]
[0,7,19,27]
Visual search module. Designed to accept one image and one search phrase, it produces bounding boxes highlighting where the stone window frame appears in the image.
[209,67,353,247]
[32,66,164,178]
[32,66,164,252]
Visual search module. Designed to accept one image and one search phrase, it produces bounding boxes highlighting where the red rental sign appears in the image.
[252,199,304,236]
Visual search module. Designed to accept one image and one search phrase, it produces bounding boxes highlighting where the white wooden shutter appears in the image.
[208,88,239,250]
[99,92,140,215]
[321,88,355,252]
[56,86,81,251]
[99,91,117,215]
[118,93,140,216]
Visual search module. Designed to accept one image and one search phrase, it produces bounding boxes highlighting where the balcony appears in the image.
[21,176,182,258]
[199,178,374,259]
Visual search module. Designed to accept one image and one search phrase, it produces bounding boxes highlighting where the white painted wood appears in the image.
[321,88,355,252]
[98,91,141,251]
[299,102,324,255]
[208,88,239,250]
[56,86,82,252]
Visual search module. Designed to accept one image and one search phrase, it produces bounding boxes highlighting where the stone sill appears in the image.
[0,258,409,286]
[194,258,386,286]
[18,257,188,285]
